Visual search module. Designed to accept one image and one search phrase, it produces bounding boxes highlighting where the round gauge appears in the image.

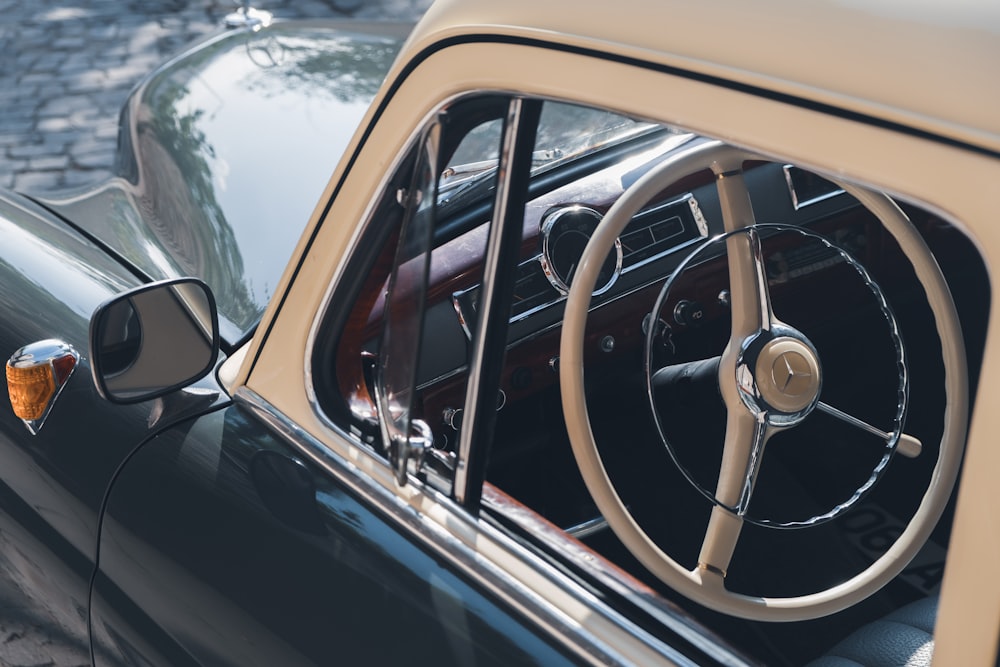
[541,206,622,295]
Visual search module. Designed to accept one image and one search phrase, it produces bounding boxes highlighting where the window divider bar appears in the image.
[455,97,543,509]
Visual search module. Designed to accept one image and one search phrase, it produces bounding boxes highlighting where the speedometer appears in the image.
[540,206,622,295]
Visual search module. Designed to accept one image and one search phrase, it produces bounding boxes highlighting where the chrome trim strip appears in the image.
[235,387,698,667]
[416,364,468,391]
[565,514,610,539]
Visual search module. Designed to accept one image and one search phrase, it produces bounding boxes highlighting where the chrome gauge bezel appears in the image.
[540,205,623,296]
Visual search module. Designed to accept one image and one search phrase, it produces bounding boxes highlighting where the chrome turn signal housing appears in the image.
[6,339,79,435]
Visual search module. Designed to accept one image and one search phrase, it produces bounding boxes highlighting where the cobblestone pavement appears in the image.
[0,0,431,194]
[0,3,430,664]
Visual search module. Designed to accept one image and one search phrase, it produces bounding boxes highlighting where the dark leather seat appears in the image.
[807,596,937,666]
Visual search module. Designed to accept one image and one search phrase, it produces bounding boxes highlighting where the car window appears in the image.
[323,96,662,473]
[375,117,443,484]
[316,90,988,664]
[321,94,699,479]
[320,95,507,477]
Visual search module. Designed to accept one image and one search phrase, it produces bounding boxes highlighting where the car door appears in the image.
[90,404,580,665]
[89,97,600,666]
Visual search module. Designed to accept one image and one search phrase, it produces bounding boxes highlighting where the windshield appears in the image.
[438,101,661,205]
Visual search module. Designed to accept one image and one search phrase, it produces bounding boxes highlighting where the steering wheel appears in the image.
[559,139,968,621]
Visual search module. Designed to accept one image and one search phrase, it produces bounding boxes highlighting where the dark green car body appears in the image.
[0,20,580,665]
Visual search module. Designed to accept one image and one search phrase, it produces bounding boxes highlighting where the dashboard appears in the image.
[409,136,872,440]
[452,193,709,335]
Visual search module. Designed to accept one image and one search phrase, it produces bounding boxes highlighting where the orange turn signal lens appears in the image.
[6,362,56,422]
[6,340,79,434]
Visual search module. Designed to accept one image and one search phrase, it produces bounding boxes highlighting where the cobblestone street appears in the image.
[0,0,429,194]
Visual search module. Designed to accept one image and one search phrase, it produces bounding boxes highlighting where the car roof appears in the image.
[403,0,1000,154]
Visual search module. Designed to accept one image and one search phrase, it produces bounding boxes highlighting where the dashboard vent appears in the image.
[620,194,708,273]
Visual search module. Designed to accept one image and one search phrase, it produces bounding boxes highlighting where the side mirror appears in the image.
[89,278,220,403]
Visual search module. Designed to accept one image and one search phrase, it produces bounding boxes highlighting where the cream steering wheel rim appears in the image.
[558,139,968,621]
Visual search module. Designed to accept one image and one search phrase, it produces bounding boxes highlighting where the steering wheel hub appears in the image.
[751,336,822,418]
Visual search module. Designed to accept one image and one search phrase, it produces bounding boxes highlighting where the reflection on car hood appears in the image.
[39,21,410,344]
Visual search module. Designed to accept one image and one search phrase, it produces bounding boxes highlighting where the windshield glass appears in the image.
[439,101,660,204]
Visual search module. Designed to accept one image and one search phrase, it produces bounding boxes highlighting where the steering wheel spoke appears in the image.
[817,401,923,458]
[698,409,773,575]
[716,402,774,511]
[716,171,776,338]
[698,506,744,578]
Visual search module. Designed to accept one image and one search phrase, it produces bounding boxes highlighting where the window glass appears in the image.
[375,118,442,483]
[438,101,657,211]
[327,96,507,470]
[534,101,656,165]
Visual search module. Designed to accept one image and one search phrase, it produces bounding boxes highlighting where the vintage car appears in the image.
[1,0,997,664]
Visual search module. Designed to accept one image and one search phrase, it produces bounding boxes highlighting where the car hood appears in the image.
[38,20,411,345]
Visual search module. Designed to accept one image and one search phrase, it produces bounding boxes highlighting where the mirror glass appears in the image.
[92,279,219,403]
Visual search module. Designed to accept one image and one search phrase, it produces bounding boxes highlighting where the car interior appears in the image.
[315,94,989,665]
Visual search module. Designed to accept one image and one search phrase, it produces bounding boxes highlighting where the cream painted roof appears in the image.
[398,0,1000,153]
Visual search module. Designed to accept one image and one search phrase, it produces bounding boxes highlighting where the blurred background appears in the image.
[0,0,430,194]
